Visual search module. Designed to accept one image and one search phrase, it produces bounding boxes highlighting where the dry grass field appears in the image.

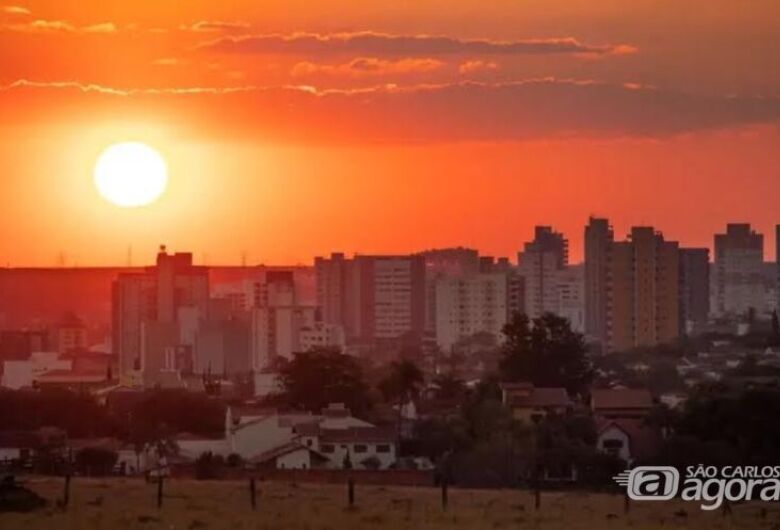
[2,477,779,530]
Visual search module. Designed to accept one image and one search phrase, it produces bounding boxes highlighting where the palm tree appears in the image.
[380,359,425,448]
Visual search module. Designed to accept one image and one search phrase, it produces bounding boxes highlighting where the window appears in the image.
[376,444,391,454]
[354,444,367,453]
[321,444,335,454]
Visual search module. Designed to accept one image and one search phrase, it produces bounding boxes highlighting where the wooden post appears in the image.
[722,500,731,518]
[157,475,164,509]
[534,484,541,511]
[348,477,355,508]
[441,479,449,511]
[249,478,257,511]
[623,491,630,514]
[62,474,71,510]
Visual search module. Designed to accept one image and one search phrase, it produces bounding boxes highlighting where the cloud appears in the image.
[2,5,30,15]
[151,57,183,67]
[82,22,117,34]
[2,19,116,33]
[291,57,445,78]
[185,20,251,33]
[3,78,779,143]
[459,60,499,75]
[199,31,637,58]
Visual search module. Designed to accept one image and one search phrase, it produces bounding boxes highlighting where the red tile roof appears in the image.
[591,389,653,411]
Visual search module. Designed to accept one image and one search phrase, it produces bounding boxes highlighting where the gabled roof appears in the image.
[597,418,663,462]
[248,441,328,464]
[319,426,396,444]
[591,389,653,411]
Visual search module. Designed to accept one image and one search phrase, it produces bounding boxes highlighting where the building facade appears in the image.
[713,224,765,317]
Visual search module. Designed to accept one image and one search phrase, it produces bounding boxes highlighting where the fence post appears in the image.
[62,474,71,510]
[157,475,164,509]
[441,478,449,511]
[348,477,355,508]
[250,477,257,511]
[623,490,630,514]
[534,483,541,511]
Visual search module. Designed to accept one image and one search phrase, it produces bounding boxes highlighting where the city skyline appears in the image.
[2,1,780,266]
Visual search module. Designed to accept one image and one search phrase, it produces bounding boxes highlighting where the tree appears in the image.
[379,359,425,446]
[498,312,592,396]
[74,447,118,476]
[276,347,371,416]
[432,373,467,401]
[769,310,780,348]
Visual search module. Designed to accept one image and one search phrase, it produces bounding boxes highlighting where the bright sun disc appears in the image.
[94,142,168,207]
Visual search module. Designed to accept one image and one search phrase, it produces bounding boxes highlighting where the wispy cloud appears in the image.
[2,5,30,15]
[459,60,499,75]
[185,20,251,33]
[291,57,444,78]
[199,31,638,58]
[3,78,778,143]
[2,19,117,33]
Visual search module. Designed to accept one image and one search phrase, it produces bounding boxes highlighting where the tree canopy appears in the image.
[498,312,592,396]
[276,347,371,416]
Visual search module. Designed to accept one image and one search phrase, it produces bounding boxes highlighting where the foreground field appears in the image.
[2,477,779,530]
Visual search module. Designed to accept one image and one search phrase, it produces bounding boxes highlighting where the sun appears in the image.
[94,142,168,207]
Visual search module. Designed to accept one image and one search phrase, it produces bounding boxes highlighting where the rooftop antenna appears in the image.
[127,245,133,267]
[241,251,248,268]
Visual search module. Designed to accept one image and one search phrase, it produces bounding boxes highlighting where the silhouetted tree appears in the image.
[74,447,118,476]
[769,310,780,348]
[276,347,371,416]
[380,359,425,446]
[498,312,592,396]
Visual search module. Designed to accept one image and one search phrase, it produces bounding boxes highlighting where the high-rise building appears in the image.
[434,272,508,351]
[584,217,614,346]
[517,226,568,319]
[606,227,680,352]
[313,253,426,343]
[713,224,764,317]
[776,225,780,313]
[112,247,209,381]
[679,248,710,335]
[419,247,480,333]
[250,273,317,369]
[555,265,585,333]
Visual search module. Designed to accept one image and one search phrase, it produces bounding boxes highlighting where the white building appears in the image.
[435,272,508,351]
[1,352,71,389]
[554,265,585,333]
[175,403,395,471]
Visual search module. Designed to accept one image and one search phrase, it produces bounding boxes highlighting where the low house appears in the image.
[173,402,396,471]
[317,426,397,470]
[590,388,653,420]
[596,418,663,465]
[500,382,572,423]
[0,431,39,465]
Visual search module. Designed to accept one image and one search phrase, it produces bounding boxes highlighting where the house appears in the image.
[249,441,329,470]
[174,403,396,471]
[0,431,39,465]
[590,388,653,420]
[500,382,572,423]
[596,418,663,465]
[317,426,397,470]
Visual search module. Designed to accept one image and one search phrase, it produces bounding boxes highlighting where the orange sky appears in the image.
[1,0,779,266]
